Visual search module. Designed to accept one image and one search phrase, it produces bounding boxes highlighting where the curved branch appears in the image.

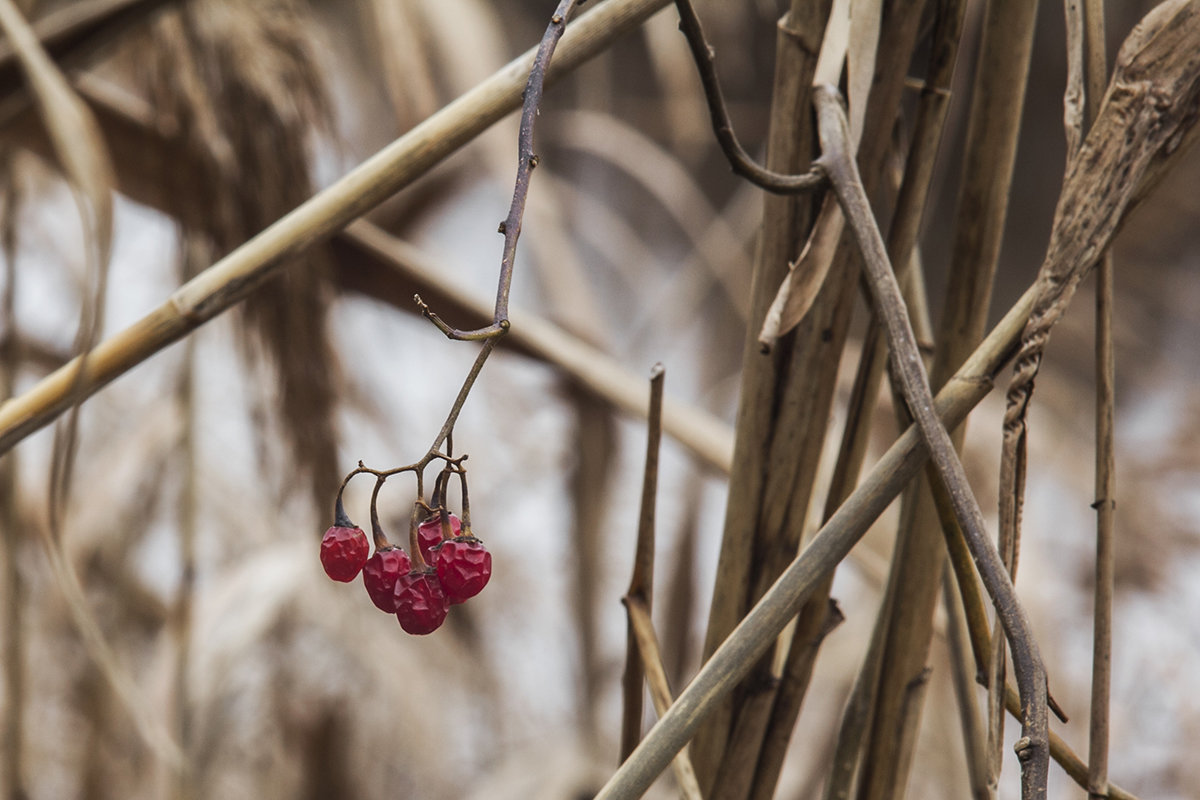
[673,0,826,194]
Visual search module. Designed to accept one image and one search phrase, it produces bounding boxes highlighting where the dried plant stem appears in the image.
[418,0,581,341]
[752,3,967,794]
[942,564,992,800]
[1001,686,1139,800]
[813,84,1049,800]
[341,223,734,473]
[594,278,1041,800]
[621,365,666,759]
[625,596,703,799]
[0,0,675,458]
[690,0,833,786]
[1083,2,1114,797]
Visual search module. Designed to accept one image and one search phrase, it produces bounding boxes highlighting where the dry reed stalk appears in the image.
[816,85,1050,799]
[620,366,665,760]
[619,366,703,798]
[0,0,676,458]
[688,2,831,789]
[594,277,1039,800]
[751,4,968,796]
[712,2,929,795]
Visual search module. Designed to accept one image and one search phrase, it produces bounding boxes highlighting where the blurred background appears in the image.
[0,0,1196,798]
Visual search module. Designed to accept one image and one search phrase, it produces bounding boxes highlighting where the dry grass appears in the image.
[0,1,1196,799]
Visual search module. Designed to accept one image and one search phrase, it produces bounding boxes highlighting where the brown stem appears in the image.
[672,0,825,194]
[620,364,665,761]
[418,0,582,340]
[1082,2,1114,796]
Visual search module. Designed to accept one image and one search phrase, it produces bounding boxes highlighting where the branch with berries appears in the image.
[318,0,583,634]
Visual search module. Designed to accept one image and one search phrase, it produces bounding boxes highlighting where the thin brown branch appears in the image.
[1083,3,1115,796]
[753,2,968,793]
[672,0,826,194]
[421,0,581,341]
[1001,686,1139,800]
[813,84,1050,799]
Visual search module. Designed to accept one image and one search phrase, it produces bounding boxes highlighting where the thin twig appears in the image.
[621,364,666,759]
[671,0,826,194]
[812,84,1049,799]
[418,0,581,341]
[1083,2,1113,796]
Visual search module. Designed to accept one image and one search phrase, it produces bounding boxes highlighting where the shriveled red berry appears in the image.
[417,513,461,565]
[432,536,492,604]
[321,525,369,582]
[394,569,449,635]
[362,547,413,612]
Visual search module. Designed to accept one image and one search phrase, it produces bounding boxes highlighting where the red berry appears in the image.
[394,569,449,635]
[362,547,413,612]
[417,512,461,565]
[320,525,369,582]
[432,536,492,604]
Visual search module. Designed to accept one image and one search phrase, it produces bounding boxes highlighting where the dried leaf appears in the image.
[758,0,867,349]
[757,194,843,349]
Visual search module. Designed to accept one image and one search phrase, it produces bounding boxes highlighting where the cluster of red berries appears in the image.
[320,500,492,635]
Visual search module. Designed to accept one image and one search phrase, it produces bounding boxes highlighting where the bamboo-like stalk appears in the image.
[0,0,676,458]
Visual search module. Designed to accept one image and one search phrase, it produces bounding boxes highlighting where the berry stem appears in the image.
[333,493,355,529]
[368,476,390,550]
[409,501,427,570]
[458,466,473,535]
